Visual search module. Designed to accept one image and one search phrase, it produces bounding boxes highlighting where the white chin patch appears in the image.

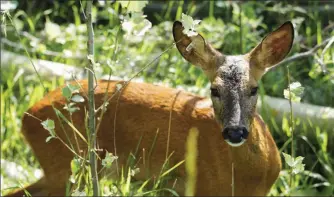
[225,139,246,147]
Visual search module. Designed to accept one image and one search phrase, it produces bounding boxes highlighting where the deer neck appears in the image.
[227,115,268,175]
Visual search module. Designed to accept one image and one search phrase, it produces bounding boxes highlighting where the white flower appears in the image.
[181,13,201,37]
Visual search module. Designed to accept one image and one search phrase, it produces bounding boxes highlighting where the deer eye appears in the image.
[250,87,258,96]
[210,88,220,97]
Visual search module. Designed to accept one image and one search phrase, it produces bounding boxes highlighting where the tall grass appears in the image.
[1,1,333,196]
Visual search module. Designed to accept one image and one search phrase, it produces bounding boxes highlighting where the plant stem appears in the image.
[86,1,99,196]
[239,3,243,54]
[209,1,214,19]
[286,65,294,191]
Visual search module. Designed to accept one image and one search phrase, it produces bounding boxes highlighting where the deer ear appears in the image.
[248,21,294,76]
[173,21,220,73]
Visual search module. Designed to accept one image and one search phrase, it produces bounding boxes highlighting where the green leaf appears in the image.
[71,158,81,174]
[121,12,152,41]
[116,83,123,91]
[161,160,185,178]
[130,168,140,176]
[45,136,54,143]
[62,86,72,100]
[62,84,80,100]
[54,109,87,144]
[69,174,76,184]
[292,161,305,174]
[118,1,148,13]
[1,1,18,11]
[317,131,328,152]
[71,94,84,103]
[87,54,94,61]
[290,82,304,95]
[67,84,80,94]
[45,19,61,40]
[284,81,304,102]
[41,119,55,136]
[71,190,86,196]
[282,116,291,137]
[294,156,304,164]
[63,103,80,114]
[282,152,305,175]
[159,188,179,196]
[181,13,201,37]
[282,152,294,167]
[136,179,150,194]
[102,151,118,168]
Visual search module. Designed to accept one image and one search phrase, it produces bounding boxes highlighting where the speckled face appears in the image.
[173,20,294,147]
[210,55,259,146]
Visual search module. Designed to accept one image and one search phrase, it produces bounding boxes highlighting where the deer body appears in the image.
[7,20,294,196]
[8,80,280,196]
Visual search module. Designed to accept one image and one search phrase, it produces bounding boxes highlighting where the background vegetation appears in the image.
[1,0,333,196]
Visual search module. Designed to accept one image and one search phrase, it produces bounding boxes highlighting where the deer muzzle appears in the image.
[222,126,249,147]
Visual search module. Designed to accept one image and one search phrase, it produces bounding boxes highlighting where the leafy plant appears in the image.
[1,1,333,196]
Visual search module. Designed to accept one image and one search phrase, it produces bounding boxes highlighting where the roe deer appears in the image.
[6,20,294,196]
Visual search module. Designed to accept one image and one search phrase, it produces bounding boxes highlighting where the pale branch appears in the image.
[1,50,84,79]
[2,38,84,59]
[268,36,334,72]
[314,54,328,74]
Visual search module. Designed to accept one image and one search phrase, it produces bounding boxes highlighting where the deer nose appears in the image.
[222,126,249,147]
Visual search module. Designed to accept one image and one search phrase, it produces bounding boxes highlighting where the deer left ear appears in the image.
[173,21,221,75]
[248,21,294,73]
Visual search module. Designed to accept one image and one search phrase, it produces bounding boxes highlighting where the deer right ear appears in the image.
[248,21,294,71]
[173,21,220,74]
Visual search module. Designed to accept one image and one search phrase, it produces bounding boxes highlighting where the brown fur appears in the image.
[6,21,294,196]
[248,22,294,78]
[6,80,281,196]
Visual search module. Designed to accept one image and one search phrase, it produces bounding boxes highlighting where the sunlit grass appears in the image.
[1,0,333,196]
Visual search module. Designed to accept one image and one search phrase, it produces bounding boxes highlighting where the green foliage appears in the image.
[0,65,62,194]
[284,82,305,102]
[101,151,118,168]
[62,84,83,115]
[1,0,333,196]
[282,153,305,175]
[62,84,80,100]
[118,1,148,13]
[63,102,80,114]
[71,95,85,103]
[180,13,201,37]
[41,119,56,142]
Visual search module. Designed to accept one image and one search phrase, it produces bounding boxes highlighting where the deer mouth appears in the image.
[222,126,249,147]
[225,138,246,147]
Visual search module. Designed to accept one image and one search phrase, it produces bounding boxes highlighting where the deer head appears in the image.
[173,21,294,147]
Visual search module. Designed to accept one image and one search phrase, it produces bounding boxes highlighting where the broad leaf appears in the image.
[71,95,85,103]
[181,13,201,37]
